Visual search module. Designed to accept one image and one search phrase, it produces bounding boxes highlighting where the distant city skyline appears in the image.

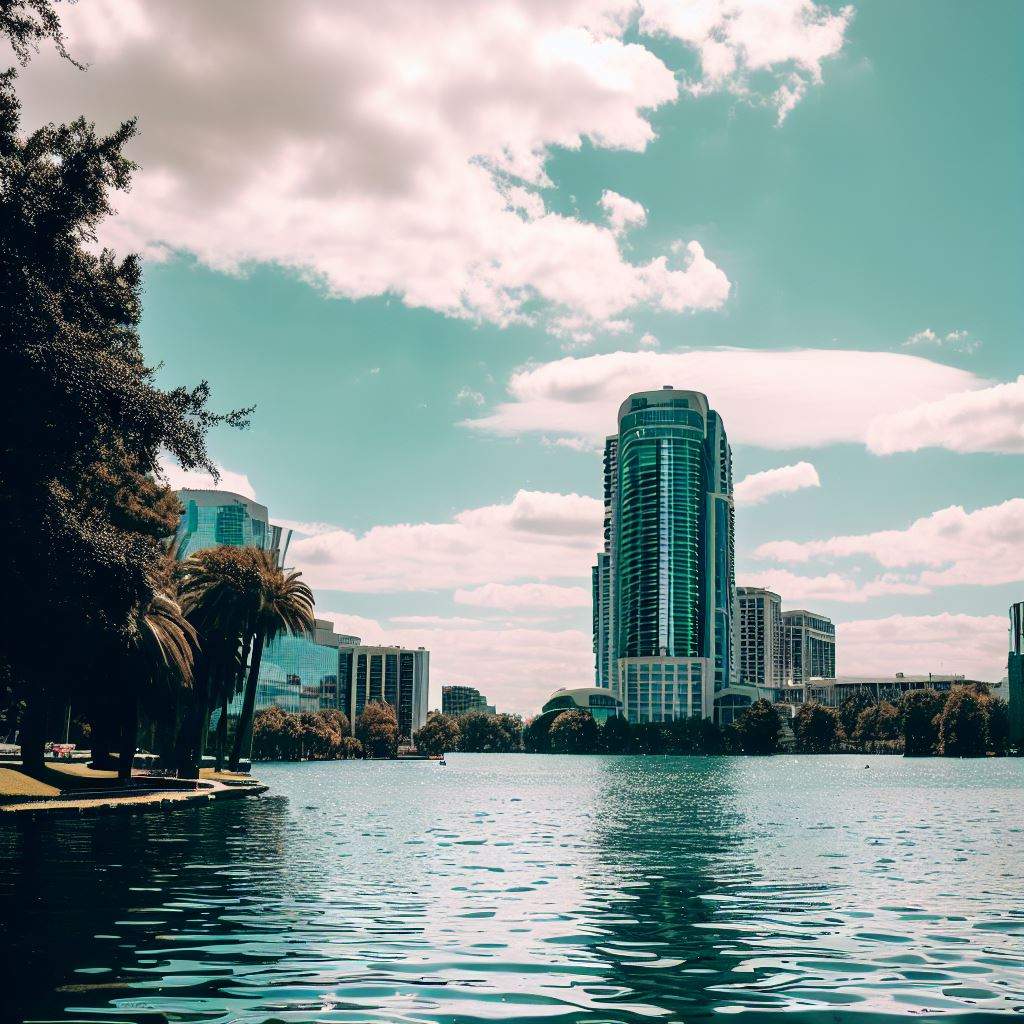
[13,1,1021,714]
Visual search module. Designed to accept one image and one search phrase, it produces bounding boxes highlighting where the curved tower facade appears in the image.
[593,386,746,723]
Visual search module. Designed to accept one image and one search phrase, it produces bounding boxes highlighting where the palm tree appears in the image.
[229,553,314,771]
[177,547,264,776]
[118,591,196,780]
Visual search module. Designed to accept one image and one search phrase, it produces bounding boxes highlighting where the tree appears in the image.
[356,701,399,759]
[457,711,504,752]
[939,688,987,757]
[793,702,841,753]
[853,700,901,751]
[837,689,875,740]
[229,552,314,771]
[522,716,551,753]
[492,713,524,752]
[987,697,1010,756]
[599,715,632,754]
[177,546,264,775]
[115,591,196,779]
[0,10,248,771]
[548,710,598,754]
[901,689,946,756]
[733,699,782,755]
[414,712,460,757]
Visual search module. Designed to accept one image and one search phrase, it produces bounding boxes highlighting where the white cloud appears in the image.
[738,568,929,604]
[275,518,338,537]
[735,460,820,506]
[455,582,591,611]
[11,0,850,339]
[289,489,602,593]
[639,0,853,121]
[837,613,1008,682]
[160,459,257,500]
[456,387,486,406]
[321,611,591,714]
[599,189,647,234]
[903,327,981,354]
[867,376,1024,455]
[464,348,984,450]
[637,332,660,348]
[755,498,1024,589]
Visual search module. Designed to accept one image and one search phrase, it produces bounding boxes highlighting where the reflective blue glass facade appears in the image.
[593,387,747,723]
[174,489,287,563]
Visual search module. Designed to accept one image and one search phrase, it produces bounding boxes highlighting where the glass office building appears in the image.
[593,387,752,724]
[441,685,492,717]
[174,488,289,565]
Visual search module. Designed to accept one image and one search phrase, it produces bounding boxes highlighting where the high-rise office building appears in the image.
[441,685,492,717]
[737,587,783,688]
[593,387,752,724]
[339,644,429,742]
[1008,601,1024,748]
[782,609,836,684]
[174,488,290,564]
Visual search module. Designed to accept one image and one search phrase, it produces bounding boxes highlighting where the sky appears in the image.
[11,0,1023,714]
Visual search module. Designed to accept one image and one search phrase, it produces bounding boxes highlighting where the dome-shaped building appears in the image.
[533,687,623,732]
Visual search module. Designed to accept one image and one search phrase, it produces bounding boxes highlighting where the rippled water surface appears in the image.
[1,755,1023,1023]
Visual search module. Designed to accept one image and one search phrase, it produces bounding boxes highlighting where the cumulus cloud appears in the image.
[755,498,1024,589]
[464,348,984,450]
[867,376,1024,455]
[637,332,660,349]
[599,189,647,234]
[903,327,981,354]
[836,613,1008,682]
[160,460,257,500]
[289,489,602,593]
[10,0,850,339]
[455,582,591,611]
[735,460,820,506]
[321,611,591,714]
[639,0,853,122]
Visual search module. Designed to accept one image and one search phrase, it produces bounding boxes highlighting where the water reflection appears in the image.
[0,756,1021,1023]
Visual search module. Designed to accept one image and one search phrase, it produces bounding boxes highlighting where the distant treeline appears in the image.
[252,701,406,761]
[413,683,1012,757]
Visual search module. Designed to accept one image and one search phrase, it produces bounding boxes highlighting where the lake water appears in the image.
[1,755,1022,1023]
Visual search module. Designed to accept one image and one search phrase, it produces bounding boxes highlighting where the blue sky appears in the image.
[15,0,1023,712]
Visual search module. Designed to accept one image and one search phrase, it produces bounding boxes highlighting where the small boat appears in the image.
[439,757,447,766]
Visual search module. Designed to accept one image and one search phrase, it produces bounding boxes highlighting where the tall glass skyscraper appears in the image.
[593,387,753,724]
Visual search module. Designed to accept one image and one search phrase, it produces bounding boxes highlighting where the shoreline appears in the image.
[0,763,267,820]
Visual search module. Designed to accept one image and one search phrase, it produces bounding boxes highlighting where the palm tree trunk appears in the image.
[118,691,138,782]
[176,664,209,780]
[215,689,228,772]
[229,631,264,771]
